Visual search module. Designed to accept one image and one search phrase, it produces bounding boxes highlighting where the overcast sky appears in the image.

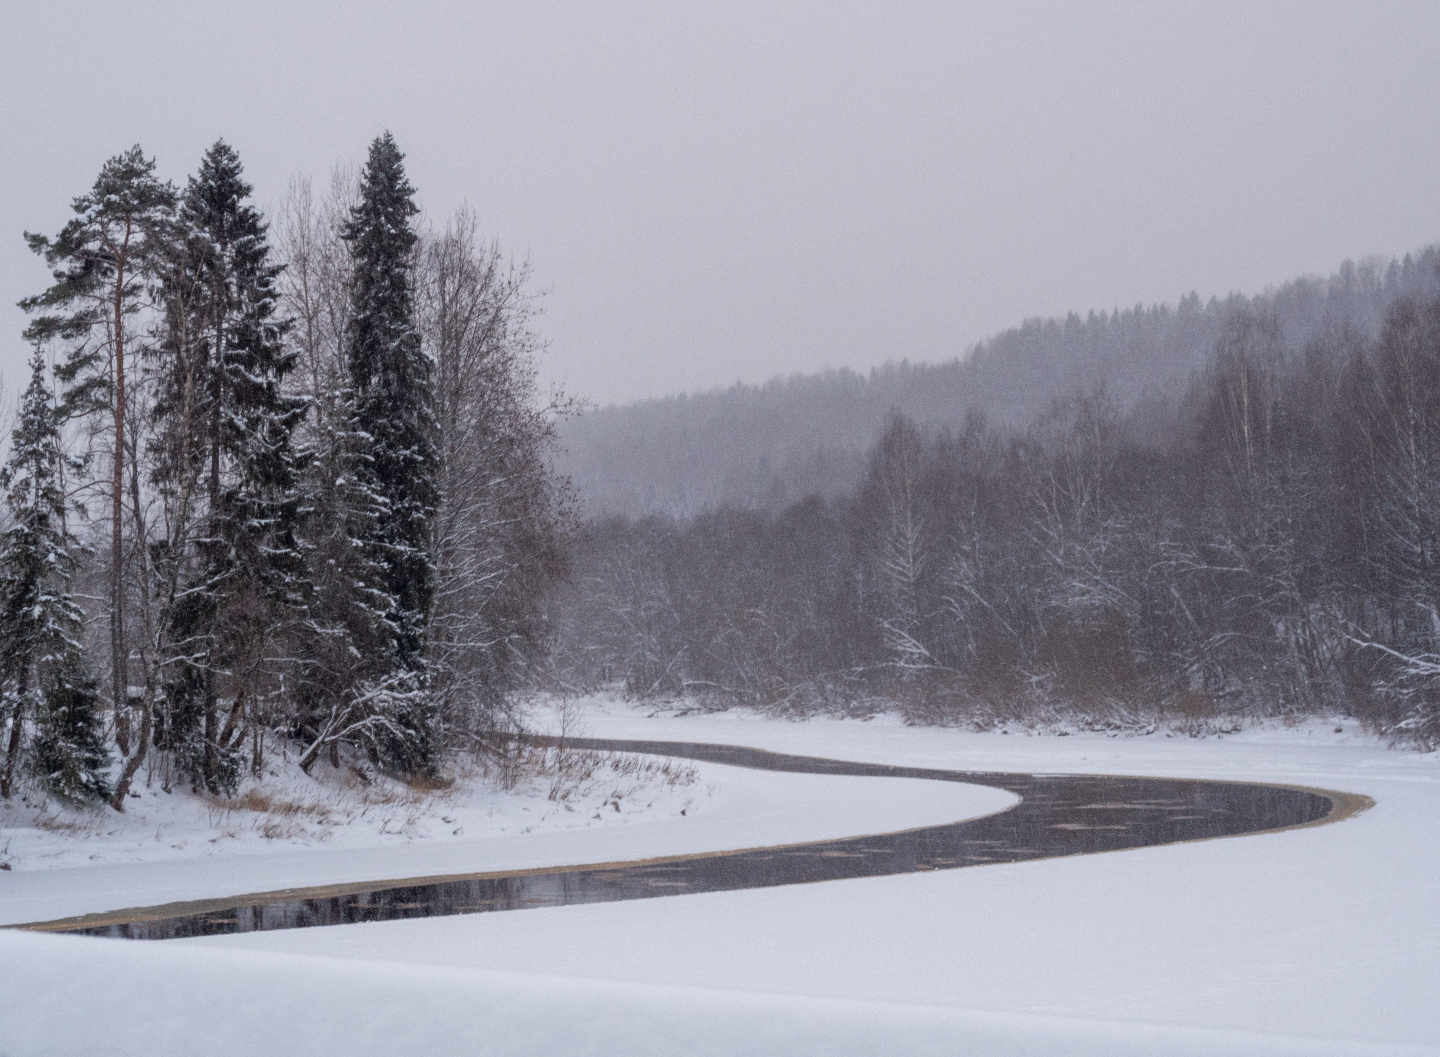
[2,1,1438,407]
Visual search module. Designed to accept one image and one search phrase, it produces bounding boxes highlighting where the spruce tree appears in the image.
[340,133,440,774]
[33,656,109,805]
[152,140,308,793]
[293,390,402,773]
[0,351,109,802]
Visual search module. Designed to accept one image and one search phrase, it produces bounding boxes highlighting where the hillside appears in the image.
[556,247,1440,517]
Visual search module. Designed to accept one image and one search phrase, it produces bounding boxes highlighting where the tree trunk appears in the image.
[203,687,216,790]
[203,314,225,788]
[111,244,130,758]
[0,665,28,799]
[110,689,152,811]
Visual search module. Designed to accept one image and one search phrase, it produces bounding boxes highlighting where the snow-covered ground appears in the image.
[4,696,1437,1056]
[0,730,703,877]
[0,710,1012,925]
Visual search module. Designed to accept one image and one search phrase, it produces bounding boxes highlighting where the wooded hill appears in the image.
[557,247,1440,517]
[551,244,1440,744]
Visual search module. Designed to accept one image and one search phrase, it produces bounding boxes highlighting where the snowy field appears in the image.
[3,696,1437,1056]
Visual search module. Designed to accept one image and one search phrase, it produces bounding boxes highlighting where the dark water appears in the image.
[29,736,1342,940]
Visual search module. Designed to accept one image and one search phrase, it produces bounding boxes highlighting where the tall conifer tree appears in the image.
[341,133,440,773]
[153,141,308,792]
[292,390,401,772]
[0,351,108,802]
[20,147,174,788]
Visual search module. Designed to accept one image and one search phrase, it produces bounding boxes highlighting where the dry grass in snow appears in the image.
[0,738,699,873]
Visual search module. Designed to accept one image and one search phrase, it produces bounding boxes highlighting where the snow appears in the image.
[2,927,1429,1057]
[3,696,1437,1055]
[0,721,1013,925]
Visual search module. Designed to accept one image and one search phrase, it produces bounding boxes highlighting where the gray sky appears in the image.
[2,1,1438,407]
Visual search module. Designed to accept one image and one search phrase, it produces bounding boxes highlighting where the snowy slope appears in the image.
[2,927,1430,1057]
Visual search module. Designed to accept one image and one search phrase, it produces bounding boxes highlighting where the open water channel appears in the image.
[17,736,1369,940]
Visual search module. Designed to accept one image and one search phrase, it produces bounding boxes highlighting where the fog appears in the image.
[2,0,1438,407]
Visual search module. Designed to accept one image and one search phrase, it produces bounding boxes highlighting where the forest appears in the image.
[560,250,1440,517]
[552,259,1440,749]
[0,136,570,807]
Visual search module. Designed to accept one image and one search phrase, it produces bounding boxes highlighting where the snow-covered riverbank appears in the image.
[4,697,1436,1056]
[0,715,1012,925]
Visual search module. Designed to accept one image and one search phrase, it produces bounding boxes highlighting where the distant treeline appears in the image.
[557,248,1440,518]
[552,281,1440,746]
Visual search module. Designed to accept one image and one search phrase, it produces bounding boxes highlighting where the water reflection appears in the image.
[37,737,1340,940]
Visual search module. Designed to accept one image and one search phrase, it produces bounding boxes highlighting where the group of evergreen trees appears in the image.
[555,279,1440,748]
[1,134,568,807]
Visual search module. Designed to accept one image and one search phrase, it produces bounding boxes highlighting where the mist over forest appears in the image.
[559,247,1440,518]
[552,247,1440,746]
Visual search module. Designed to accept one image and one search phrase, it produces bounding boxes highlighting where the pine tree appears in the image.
[151,141,308,793]
[20,147,175,796]
[340,133,440,774]
[0,351,109,802]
